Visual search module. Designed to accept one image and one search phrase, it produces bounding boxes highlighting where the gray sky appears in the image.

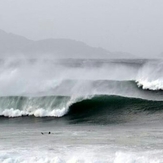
[0,0,163,57]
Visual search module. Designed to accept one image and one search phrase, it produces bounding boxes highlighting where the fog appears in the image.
[0,0,163,57]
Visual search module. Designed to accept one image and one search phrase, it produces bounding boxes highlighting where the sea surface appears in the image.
[0,58,163,163]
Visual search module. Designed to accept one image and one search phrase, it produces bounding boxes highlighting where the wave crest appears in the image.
[136,61,163,90]
[0,95,162,119]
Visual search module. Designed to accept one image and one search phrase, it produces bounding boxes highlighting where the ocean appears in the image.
[0,58,163,163]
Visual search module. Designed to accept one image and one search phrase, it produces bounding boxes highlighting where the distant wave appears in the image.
[136,79,163,90]
[0,58,162,93]
[136,61,163,90]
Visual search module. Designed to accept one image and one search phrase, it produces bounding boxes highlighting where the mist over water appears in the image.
[1,57,163,163]
[0,57,162,118]
[0,57,161,97]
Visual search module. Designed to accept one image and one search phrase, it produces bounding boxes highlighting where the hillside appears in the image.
[0,29,32,54]
[0,29,133,59]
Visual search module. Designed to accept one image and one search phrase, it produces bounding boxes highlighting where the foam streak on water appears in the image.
[0,150,161,163]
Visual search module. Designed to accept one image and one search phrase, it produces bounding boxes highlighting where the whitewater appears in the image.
[1,57,163,163]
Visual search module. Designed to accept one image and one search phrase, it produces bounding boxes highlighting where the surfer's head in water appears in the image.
[41,132,51,135]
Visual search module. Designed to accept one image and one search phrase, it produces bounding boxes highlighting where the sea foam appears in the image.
[0,151,161,163]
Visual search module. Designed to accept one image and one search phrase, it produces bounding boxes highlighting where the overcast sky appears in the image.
[0,0,163,57]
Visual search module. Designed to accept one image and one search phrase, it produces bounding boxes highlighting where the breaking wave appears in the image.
[136,61,163,90]
[0,94,163,119]
[0,96,73,118]
[0,58,163,118]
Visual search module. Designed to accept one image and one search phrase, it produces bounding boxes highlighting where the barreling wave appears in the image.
[0,94,163,119]
[0,58,163,119]
[67,95,163,124]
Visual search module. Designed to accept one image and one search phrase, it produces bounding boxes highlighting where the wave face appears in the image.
[68,95,163,124]
[0,58,163,118]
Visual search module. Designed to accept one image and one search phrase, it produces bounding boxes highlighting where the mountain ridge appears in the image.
[0,29,133,59]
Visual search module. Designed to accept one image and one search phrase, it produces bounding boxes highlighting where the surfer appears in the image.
[41,132,51,135]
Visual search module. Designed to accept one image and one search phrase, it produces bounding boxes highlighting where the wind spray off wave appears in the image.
[1,58,163,163]
[0,58,163,118]
[136,61,163,90]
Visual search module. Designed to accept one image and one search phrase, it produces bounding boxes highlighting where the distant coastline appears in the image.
[0,29,134,59]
